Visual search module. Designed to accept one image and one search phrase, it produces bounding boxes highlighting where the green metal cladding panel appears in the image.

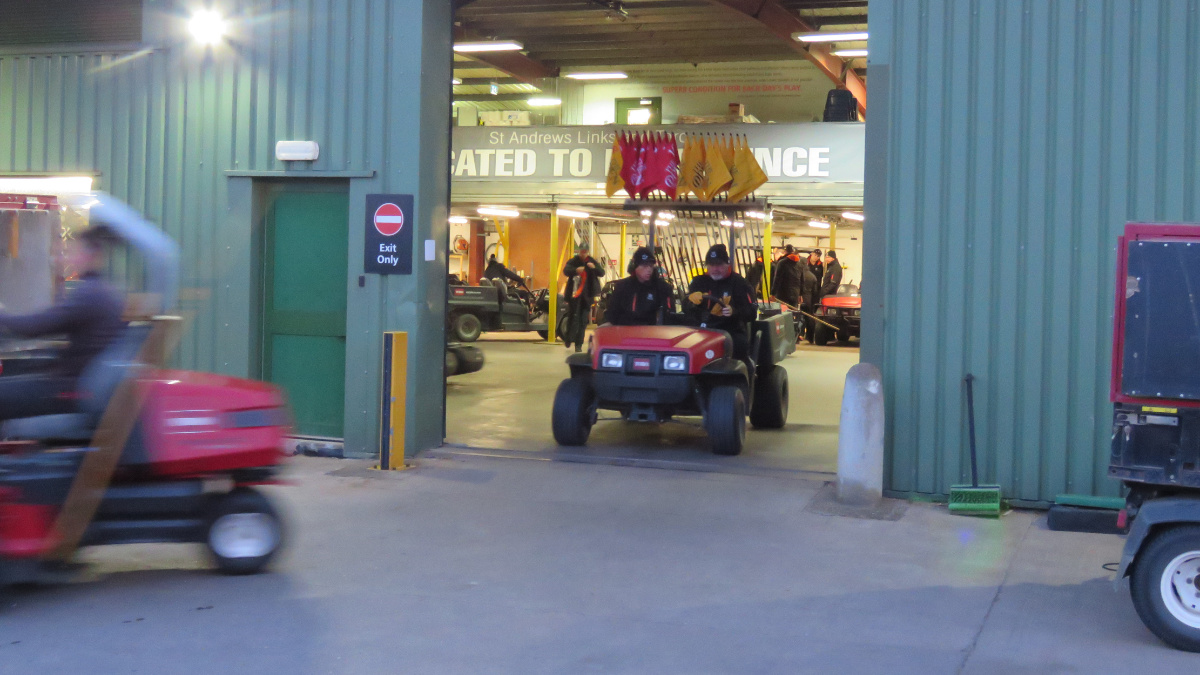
[863,0,1200,503]
[0,0,453,457]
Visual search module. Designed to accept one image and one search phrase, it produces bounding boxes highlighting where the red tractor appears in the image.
[551,314,795,456]
[809,283,861,345]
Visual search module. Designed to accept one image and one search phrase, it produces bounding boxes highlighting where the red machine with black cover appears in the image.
[1109,223,1200,652]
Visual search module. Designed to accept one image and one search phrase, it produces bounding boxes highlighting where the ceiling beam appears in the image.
[452,26,559,84]
[705,0,867,117]
[808,14,868,27]
[454,94,540,102]
[453,77,524,85]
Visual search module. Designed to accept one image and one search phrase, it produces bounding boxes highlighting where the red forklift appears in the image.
[0,193,291,587]
[1111,223,1200,651]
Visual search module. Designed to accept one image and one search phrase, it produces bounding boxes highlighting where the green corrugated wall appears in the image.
[0,0,453,457]
[863,0,1200,503]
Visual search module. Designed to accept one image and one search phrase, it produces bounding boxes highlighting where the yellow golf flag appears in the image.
[605,134,624,198]
[721,134,735,169]
[701,137,732,201]
[677,136,698,199]
[727,136,769,202]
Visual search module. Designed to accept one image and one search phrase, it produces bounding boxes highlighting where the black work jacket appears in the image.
[0,273,125,379]
[605,275,674,326]
[821,261,843,297]
[563,255,605,300]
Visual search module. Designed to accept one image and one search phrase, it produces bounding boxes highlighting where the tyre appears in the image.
[706,385,746,456]
[750,366,788,429]
[805,318,815,344]
[552,377,595,446]
[813,323,830,346]
[452,312,482,342]
[445,349,459,376]
[205,489,284,575]
[536,329,549,340]
[1130,525,1200,652]
[837,330,851,343]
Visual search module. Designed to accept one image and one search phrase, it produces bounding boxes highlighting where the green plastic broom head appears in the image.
[948,484,1002,516]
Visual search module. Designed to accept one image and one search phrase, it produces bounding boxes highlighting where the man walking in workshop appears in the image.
[562,242,605,352]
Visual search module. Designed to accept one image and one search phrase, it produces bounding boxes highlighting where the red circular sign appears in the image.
[374,203,405,236]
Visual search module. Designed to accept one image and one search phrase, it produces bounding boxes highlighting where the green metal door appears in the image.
[263,189,349,438]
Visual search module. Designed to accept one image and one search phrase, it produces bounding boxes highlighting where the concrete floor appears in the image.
[1,455,1192,674]
[445,332,859,477]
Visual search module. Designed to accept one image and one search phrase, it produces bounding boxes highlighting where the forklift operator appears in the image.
[604,246,674,326]
[685,244,758,363]
[0,227,126,421]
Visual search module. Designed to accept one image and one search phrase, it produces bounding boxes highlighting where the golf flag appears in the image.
[677,135,701,199]
[605,134,625,197]
[721,134,735,169]
[727,135,769,202]
[661,133,680,199]
[701,136,732,201]
[619,132,636,197]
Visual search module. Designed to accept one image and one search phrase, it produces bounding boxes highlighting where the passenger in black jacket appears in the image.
[562,243,605,351]
[820,250,844,298]
[806,249,824,290]
[0,227,125,421]
[685,244,758,364]
[605,247,674,326]
[745,255,765,298]
[483,254,523,285]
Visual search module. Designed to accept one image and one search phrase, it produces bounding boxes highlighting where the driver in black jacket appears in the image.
[685,244,758,365]
[604,247,674,326]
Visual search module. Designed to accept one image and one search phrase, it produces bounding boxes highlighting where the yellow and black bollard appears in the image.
[378,331,408,470]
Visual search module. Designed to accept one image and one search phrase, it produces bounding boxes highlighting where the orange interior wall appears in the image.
[506,217,573,292]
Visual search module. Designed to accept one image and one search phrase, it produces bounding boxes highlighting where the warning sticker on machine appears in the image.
[1142,406,1178,414]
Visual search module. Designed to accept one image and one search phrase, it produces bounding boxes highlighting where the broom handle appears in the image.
[965,373,979,488]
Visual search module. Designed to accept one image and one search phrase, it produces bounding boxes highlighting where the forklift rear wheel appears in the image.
[750,366,788,429]
[552,377,595,446]
[706,385,746,456]
[452,312,482,342]
[206,488,284,576]
[1130,525,1200,652]
[813,323,829,346]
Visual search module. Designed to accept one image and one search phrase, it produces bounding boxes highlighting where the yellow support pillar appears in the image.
[762,220,773,299]
[498,219,510,265]
[618,222,628,276]
[548,211,559,344]
[829,221,837,254]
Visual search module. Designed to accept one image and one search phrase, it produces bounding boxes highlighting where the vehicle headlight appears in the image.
[828,309,840,316]
[601,352,624,369]
[662,355,688,372]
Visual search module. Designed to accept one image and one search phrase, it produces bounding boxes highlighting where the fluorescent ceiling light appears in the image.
[527,97,562,107]
[188,9,226,45]
[478,207,520,218]
[452,78,462,85]
[732,221,745,228]
[565,72,628,80]
[0,176,94,194]
[453,41,524,53]
[556,208,589,219]
[448,216,469,224]
[793,31,868,43]
[834,49,869,57]
[842,211,865,221]
[655,219,669,227]
[639,99,653,105]
[808,220,831,229]
[719,219,733,227]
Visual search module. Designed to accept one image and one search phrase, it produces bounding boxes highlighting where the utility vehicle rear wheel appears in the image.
[750,366,788,429]
[206,489,284,575]
[707,385,746,456]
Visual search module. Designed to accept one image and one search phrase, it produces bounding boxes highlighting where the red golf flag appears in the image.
[628,132,650,198]
[618,132,637,197]
[660,133,680,199]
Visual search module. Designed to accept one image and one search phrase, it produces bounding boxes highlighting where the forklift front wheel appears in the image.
[1130,525,1200,652]
[206,488,284,576]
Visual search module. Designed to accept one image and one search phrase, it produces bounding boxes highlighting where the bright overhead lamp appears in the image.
[834,49,869,58]
[808,220,831,229]
[556,208,590,219]
[565,72,628,80]
[654,219,670,227]
[478,207,520,218]
[527,97,562,107]
[452,77,462,85]
[719,219,733,227]
[842,211,865,221]
[639,99,653,105]
[448,215,469,224]
[188,9,227,46]
[793,31,868,43]
[453,41,524,53]
[732,221,745,228]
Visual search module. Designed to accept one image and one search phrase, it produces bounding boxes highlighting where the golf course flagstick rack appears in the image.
[621,198,771,276]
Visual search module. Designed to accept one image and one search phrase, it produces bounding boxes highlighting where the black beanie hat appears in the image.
[826,250,837,259]
[705,244,731,265]
[631,246,656,267]
[784,244,794,254]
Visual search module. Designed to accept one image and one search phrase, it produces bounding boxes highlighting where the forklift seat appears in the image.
[0,324,151,443]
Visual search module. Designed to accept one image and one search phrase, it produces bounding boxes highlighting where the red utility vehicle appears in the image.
[809,283,861,345]
[551,313,795,457]
[0,193,290,587]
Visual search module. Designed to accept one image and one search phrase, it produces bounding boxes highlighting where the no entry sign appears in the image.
[374,202,405,236]
[364,194,413,275]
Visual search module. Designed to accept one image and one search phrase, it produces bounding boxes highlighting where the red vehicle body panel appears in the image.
[590,325,726,374]
[139,370,291,476]
[0,500,57,558]
[1110,224,1200,410]
[820,295,861,310]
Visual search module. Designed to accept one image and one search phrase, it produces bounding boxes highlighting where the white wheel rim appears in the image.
[210,513,279,559]
[1160,550,1200,629]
